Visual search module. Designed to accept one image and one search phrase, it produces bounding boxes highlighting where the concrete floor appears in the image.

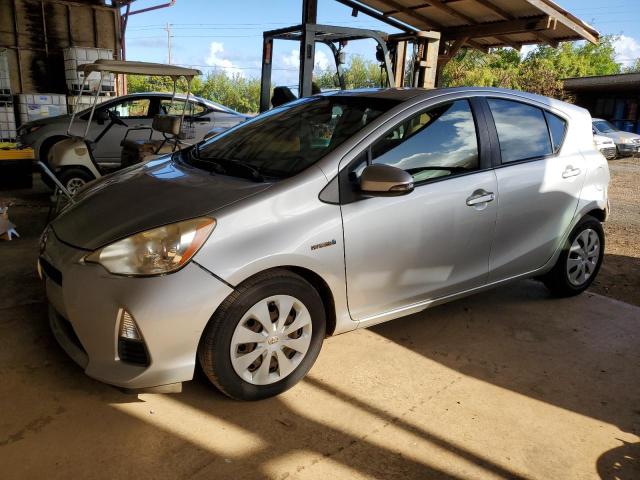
[1,182,639,479]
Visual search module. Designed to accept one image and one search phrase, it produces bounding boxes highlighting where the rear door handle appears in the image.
[466,191,495,206]
[562,166,582,178]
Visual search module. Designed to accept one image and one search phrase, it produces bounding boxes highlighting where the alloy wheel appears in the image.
[230,295,312,385]
[566,228,600,286]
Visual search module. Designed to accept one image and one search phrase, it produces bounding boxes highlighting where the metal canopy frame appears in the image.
[259,0,441,112]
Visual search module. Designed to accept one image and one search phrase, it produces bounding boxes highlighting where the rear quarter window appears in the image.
[544,111,567,153]
[487,98,553,163]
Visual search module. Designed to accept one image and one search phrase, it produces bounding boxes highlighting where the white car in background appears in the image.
[592,118,640,157]
[593,133,617,160]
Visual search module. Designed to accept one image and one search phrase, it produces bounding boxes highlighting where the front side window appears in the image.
[109,98,150,119]
[195,96,398,178]
[160,99,206,116]
[488,98,552,163]
[370,100,479,183]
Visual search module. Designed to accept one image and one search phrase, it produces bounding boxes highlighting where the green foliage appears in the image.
[127,71,261,113]
[127,35,637,110]
[442,35,624,99]
[311,55,385,90]
[625,58,640,73]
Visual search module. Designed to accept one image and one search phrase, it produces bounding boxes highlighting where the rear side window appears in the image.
[545,111,567,153]
[487,98,552,163]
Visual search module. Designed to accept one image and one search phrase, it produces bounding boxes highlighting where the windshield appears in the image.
[193,95,399,179]
[593,120,618,133]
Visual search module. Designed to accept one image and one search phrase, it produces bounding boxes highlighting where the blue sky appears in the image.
[123,0,640,86]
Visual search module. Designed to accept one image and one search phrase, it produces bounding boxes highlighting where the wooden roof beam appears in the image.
[471,0,558,47]
[524,0,598,44]
[442,16,556,41]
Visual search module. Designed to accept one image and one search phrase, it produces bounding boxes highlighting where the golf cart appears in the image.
[43,60,201,195]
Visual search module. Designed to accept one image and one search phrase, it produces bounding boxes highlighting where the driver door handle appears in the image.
[466,191,495,206]
[562,166,582,178]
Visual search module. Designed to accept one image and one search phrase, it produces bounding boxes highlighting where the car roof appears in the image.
[116,92,240,114]
[320,87,583,115]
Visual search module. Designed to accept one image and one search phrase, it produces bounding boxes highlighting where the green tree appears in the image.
[127,72,261,113]
[442,35,623,99]
[315,55,386,90]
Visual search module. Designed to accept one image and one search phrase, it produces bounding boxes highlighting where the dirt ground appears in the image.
[591,156,640,306]
[0,170,638,479]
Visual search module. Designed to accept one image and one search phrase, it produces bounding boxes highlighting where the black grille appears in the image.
[118,339,150,366]
[40,257,62,286]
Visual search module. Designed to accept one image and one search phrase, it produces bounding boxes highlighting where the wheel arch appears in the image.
[230,266,337,337]
[39,135,69,162]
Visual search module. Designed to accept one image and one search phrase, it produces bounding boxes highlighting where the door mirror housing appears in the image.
[95,109,109,125]
[360,164,414,196]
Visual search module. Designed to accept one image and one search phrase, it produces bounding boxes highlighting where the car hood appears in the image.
[604,130,640,141]
[594,134,614,146]
[51,157,272,250]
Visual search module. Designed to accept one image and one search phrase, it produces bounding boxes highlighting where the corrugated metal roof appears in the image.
[352,0,599,50]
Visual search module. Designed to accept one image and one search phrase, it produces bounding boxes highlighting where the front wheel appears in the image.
[542,215,604,297]
[198,269,326,400]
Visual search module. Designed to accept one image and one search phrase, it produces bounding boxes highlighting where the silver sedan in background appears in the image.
[18,92,248,170]
[39,87,609,400]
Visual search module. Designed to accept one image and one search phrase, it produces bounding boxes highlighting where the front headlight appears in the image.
[84,217,215,276]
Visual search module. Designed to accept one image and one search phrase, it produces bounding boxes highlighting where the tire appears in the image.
[198,269,326,401]
[542,215,604,297]
[57,168,95,195]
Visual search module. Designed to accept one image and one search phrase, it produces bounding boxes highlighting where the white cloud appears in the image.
[282,48,331,72]
[613,35,640,67]
[205,42,244,77]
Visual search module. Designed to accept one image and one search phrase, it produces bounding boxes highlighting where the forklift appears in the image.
[259,0,441,112]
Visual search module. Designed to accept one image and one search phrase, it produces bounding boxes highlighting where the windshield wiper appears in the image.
[196,155,264,182]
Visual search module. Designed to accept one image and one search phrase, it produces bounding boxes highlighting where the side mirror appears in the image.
[360,164,414,196]
[95,109,109,125]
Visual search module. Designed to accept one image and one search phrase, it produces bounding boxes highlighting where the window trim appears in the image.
[482,96,568,168]
[337,97,491,204]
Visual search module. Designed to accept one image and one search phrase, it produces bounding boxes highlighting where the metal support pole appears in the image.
[299,0,318,98]
[259,37,274,113]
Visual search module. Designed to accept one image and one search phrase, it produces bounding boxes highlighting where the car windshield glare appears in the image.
[195,95,399,178]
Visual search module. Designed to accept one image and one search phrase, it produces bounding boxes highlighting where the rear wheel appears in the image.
[57,168,95,195]
[542,215,604,297]
[198,269,326,401]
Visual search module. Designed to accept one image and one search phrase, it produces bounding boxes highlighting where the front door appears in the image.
[483,97,586,281]
[341,99,498,321]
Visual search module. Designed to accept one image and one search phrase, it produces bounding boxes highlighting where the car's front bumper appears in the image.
[598,146,617,159]
[40,229,234,389]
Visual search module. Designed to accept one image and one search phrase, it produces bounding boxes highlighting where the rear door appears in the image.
[482,96,586,282]
[340,97,498,320]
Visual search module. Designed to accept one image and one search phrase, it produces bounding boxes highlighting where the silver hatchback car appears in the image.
[39,87,610,400]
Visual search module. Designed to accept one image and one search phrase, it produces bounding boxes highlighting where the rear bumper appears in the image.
[41,230,234,389]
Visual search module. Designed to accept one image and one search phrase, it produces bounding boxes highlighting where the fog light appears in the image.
[117,309,149,366]
[118,309,142,340]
